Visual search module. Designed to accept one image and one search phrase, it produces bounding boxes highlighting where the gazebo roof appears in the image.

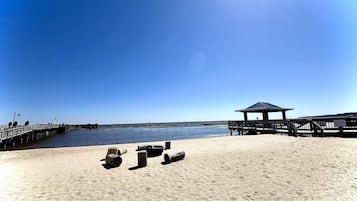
[235,102,293,113]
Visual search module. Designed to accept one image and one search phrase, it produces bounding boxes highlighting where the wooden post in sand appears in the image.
[138,151,147,167]
[165,141,171,150]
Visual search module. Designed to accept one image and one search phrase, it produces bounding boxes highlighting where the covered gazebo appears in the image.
[235,102,293,122]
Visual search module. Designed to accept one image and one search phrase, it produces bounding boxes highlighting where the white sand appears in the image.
[0,135,356,201]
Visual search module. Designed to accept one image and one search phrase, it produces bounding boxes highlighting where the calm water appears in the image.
[29,122,229,148]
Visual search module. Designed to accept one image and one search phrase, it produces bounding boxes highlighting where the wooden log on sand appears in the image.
[138,151,147,167]
[106,147,127,157]
[137,145,164,157]
[137,145,151,151]
[118,148,127,156]
[105,147,127,165]
[107,147,118,156]
[164,151,185,163]
[106,154,122,167]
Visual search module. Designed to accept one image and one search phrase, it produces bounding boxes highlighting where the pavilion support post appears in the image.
[262,112,269,121]
[262,112,270,132]
[282,111,286,121]
[244,112,248,122]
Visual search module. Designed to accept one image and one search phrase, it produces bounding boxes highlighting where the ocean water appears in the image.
[29,122,229,148]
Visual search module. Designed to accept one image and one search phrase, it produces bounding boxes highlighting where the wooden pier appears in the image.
[0,123,98,150]
[230,102,357,138]
[228,117,357,137]
[0,124,66,149]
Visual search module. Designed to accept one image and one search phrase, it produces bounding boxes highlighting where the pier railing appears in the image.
[228,117,357,137]
[0,124,61,142]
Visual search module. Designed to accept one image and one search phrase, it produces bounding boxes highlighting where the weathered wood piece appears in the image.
[107,147,118,156]
[118,148,127,156]
[165,141,171,150]
[106,154,122,167]
[137,145,164,157]
[138,151,147,167]
[164,151,185,163]
[106,147,127,159]
[137,145,151,151]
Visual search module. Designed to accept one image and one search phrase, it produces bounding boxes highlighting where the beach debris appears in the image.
[164,151,185,163]
[137,145,164,157]
[106,147,127,157]
[165,141,171,150]
[106,154,122,167]
[137,145,151,151]
[138,150,147,167]
[106,147,118,156]
[104,147,127,168]
[118,148,127,156]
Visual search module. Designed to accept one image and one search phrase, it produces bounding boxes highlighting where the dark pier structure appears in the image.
[0,123,98,150]
[0,124,66,150]
[228,102,357,137]
[71,124,98,129]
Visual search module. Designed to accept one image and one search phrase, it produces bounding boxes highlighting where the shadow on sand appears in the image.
[161,161,170,165]
[102,163,118,170]
[128,165,146,171]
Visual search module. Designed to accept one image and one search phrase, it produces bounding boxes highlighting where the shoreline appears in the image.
[1,135,356,200]
[2,127,230,151]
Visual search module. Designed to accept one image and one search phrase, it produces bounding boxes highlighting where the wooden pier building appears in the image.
[229,102,357,137]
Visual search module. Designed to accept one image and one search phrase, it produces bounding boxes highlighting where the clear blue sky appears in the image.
[1,0,356,124]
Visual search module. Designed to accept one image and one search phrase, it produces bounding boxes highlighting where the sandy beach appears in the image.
[0,135,356,201]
